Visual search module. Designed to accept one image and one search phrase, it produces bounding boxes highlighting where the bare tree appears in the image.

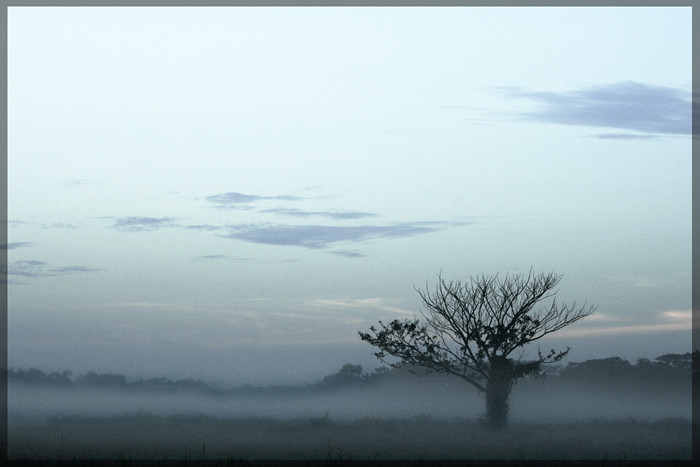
[359,270,596,428]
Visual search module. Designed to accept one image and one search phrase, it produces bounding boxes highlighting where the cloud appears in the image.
[103,217,222,233]
[4,260,47,277]
[206,191,303,208]
[190,254,298,264]
[328,250,367,258]
[1,242,32,250]
[111,217,178,232]
[307,297,415,317]
[551,322,690,339]
[192,255,229,261]
[52,265,103,274]
[498,81,691,136]
[41,222,82,229]
[593,133,658,140]
[261,207,377,220]
[602,274,676,289]
[182,224,223,231]
[221,221,457,249]
[5,260,102,278]
[191,255,254,262]
[65,179,87,187]
[206,192,267,204]
[548,309,692,339]
[584,313,629,323]
[660,310,692,322]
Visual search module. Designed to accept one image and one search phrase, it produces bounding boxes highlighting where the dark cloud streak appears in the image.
[52,265,103,274]
[41,222,82,229]
[328,250,367,258]
[497,81,691,136]
[594,133,658,140]
[5,260,102,278]
[206,192,265,204]
[65,179,87,188]
[206,192,303,208]
[191,254,298,264]
[191,255,230,262]
[221,222,464,249]
[2,242,32,250]
[111,217,178,232]
[183,224,223,231]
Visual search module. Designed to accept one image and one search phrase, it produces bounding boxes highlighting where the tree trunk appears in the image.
[485,357,513,428]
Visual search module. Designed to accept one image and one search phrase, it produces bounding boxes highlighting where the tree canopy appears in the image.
[359,270,596,427]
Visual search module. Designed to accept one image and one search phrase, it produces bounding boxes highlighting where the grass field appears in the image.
[8,413,691,461]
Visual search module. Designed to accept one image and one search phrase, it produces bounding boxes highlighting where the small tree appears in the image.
[321,363,364,388]
[359,270,595,428]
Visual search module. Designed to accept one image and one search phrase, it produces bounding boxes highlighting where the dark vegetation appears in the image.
[8,352,693,396]
[8,352,693,461]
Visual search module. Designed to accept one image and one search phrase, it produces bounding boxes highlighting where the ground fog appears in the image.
[8,361,691,460]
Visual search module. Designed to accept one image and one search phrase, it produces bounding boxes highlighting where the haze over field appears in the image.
[8,359,692,459]
[8,362,691,424]
[7,7,691,386]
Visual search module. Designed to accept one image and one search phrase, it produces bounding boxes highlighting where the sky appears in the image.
[6,6,692,386]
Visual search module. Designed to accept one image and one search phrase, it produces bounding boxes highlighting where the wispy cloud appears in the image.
[192,255,229,261]
[206,191,303,209]
[206,192,267,204]
[261,207,377,220]
[328,250,367,258]
[4,260,46,277]
[602,274,676,288]
[548,309,692,339]
[41,222,83,229]
[593,133,658,140]
[497,81,691,137]
[182,224,223,231]
[94,301,194,311]
[5,260,102,278]
[111,217,179,232]
[65,179,87,188]
[52,265,103,274]
[190,255,255,263]
[1,242,32,250]
[660,310,692,322]
[190,254,298,264]
[584,313,630,323]
[307,297,415,317]
[552,322,690,339]
[221,221,458,249]
[101,216,222,233]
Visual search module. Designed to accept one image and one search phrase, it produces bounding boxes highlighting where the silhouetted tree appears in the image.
[9,367,49,384]
[77,371,127,387]
[563,357,633,377]
[359,270,595,428]
[692,351,700,397]
[656,352,692,370]
[321,363,364,389]
[47,370,73,385]
[559,357,637,391]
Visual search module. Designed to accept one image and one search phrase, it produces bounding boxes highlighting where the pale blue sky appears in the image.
[7,7,692,385]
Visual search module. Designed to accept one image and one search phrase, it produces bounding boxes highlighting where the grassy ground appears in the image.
[8,414,691,461]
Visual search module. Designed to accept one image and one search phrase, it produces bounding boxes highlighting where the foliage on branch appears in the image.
[360,270,596,427]
[360,270,595,391]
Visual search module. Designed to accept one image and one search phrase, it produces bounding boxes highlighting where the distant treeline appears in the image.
[8,352,693,396]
